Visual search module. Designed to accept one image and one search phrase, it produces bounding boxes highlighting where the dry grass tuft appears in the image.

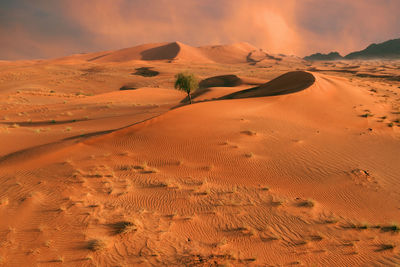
[360,113,373,118]
[241,130,257,136]
[111,221,137,234]
[271,200,284,207]
[381,224,400,232]
[347,223,369,230]
[87,239,106,251]
[134,162,159,173]
[53,256,64,262]
[323,217,339,224]
[377,243,396,252]
[298,199,315,208]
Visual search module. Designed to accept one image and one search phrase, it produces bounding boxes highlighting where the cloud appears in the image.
[295,0,400,54]
[60,0,302,54]
[0,0,399,59]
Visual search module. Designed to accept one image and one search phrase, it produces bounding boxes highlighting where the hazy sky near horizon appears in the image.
[0,0,399,60]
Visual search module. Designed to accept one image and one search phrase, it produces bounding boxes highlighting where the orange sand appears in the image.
[0,42,400,266]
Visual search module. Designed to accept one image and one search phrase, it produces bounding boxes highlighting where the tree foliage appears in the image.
[174,72,198,104]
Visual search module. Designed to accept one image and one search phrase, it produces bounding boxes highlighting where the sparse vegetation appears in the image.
[174,72,199,104]
[194,188,211,196]
[111,221,137,234]
[241,130,256,136]
[271,200,284,206]
[298,199,315,208]
[2,39,400,267]
[134,67,159,77]
[87,239,106,251]
[225,225,255,236]
[244,152,253,158]
[381,224,400,232]
[260,232,279,242]
[127,162,159,174]
[310,234,324,241]
[346,222,370,230]
[54,256,64,262]
[361,113,373,118]
[323,217,338,224]
[294,240,308,246]
[377,243,396,251]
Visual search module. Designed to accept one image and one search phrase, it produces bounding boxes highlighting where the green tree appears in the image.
[174,72,198,104]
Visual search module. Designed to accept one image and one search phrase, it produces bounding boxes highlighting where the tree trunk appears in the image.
[188,93,192,104]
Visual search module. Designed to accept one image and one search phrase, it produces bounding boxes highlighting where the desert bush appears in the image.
[174,72,199,104]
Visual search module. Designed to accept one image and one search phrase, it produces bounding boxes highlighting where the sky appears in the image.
[0,0,399,60]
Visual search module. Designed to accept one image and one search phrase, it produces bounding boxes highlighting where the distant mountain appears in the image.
[304,38,400,61]
[303,52,343,61]
[345,38,400,59]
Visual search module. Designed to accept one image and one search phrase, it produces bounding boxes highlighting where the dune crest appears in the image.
[221,71,315,99]
[199,74,243,88]
[50,41,281,64]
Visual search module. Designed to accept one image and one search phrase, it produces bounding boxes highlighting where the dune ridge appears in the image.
[51,41,279,64]
[1,49,400,266]
[221,71,315,99]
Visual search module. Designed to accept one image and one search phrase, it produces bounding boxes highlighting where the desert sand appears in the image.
[0,42,400,266]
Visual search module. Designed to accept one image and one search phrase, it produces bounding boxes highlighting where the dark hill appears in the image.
[304,52,343,61]
[345,38,400,59]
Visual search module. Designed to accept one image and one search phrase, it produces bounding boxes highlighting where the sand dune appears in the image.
[1,45,400,266]
[199,74,243,88]
[198,42,257,64]
[222,71,315,99]
[89,42,214,63]
[51,41,272,64]
[186,75,271,102]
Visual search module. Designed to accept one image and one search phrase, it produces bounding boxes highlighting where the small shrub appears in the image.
[377,243,396,251]
[112,221,137,234]
[298,199,315,208]
[54,256,64,262]
[241,130,256,136]
[360,113,373,118]
[381,224,400,232]
[174,72,199,104]
[244,152,253,158]
[346,223,369,230]
[87,239,106,251]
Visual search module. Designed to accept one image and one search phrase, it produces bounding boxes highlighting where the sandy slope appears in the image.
[0,44,400,266]
[51,41,280,65]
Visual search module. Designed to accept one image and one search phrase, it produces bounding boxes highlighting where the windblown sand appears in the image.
[0,42,400,266]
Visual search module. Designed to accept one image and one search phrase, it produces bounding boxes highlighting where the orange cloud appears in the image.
[62,0,399,56]
[1,0,399,59]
